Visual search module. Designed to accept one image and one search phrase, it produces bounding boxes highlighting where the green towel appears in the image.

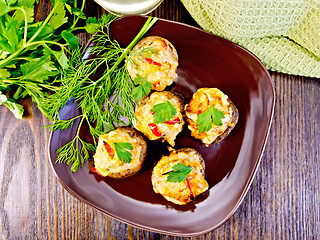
[180,0,320,78]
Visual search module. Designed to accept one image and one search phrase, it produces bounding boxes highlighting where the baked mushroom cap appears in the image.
[184,88,239,146]
[151,147,209,205]
[127,36,179,91]
[93,127,147,178]
[133,91,184,147]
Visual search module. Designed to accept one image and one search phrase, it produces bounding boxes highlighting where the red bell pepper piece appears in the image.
[186,178,195,201]
[103,141,114,159]
[145,58,161,67]
[153,81,160,88]
[164,117,180,125]
[91,166,104,177]
[148,123,162,137]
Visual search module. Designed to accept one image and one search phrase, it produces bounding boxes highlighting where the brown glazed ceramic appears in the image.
[48,16,275,236]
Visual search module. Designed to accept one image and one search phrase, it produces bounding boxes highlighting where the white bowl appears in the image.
[94,0,163,15]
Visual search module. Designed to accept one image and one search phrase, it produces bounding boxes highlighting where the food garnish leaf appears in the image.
[61,30,80,50]
[132,75,153,102]
[0,92,24,119]
[196,104,225,133]
[84,17,101,34]
[70,7,86,18]
[113,142,133,163]
[166,163,194,183]
[51,49,69,69]
[56,136,95,173]
[0,69,11,78]
[0,1,11,15]
[20,58,57,80]
[152,100,177,124]
[1,16,21,53]
[49,1,68,29]
[13,5,34,24]
[84,14,116,34]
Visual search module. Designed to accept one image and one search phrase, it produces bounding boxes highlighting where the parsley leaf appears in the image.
[0,15,21,53]
[0,69,10,78]
[0,1,11,15]
[20,58,57,80]
[48,0,67,29]
[196,104,225,133]
[113,142,133,163]
[84,14,117,34]
[13,5,34,25]
[0,91,24,119]
[132,75,152,102]
[84,17,101,34]
[61,30,80,50]
[50,49,69,69]
[151,100,177,124]
[166,163,194,183]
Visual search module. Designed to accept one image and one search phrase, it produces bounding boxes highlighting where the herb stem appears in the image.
[0,40,67,69]
[126,17,158,50]
[98,17,158,82]
[0,47,25,69]
[71,27,86,32]
[162,170,174,175]
[73,0,77,26]
[27,0,61,44]
[11,7,28,45]
[73,59,107,90]
[73,115,86,167]
[71,0,86,30]
[26,40,67,50]
[76,115,85,140]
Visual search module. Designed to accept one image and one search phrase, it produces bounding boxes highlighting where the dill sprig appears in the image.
[46,16,158,172]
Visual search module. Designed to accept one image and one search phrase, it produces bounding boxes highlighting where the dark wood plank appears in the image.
[0,0,319,239]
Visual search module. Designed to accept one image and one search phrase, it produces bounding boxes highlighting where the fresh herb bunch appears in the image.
[46,16,158,172]
[0,0,107,119]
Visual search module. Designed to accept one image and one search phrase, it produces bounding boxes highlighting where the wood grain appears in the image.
[1,0,320,239]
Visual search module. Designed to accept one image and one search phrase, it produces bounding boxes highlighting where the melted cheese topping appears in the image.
[133,91,184,146]
[93,128,144,177]
[127,36,178,91]
[151,149,209,205]
[185,88,233,146]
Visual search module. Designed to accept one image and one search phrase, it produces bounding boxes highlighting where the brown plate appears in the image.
[48,16,275,236]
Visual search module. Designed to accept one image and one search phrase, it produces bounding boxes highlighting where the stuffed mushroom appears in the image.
[184,88,239,146]
[92,127,147,179]
[127,36,179,91]
[133,91,184,147]
[151,147,209,205]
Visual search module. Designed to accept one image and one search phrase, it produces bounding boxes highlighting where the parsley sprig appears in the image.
[151,100,177,124]
[113,142,133,163]
[164,163,194,183]
[196,104,225,133]
[132,75,153,102]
